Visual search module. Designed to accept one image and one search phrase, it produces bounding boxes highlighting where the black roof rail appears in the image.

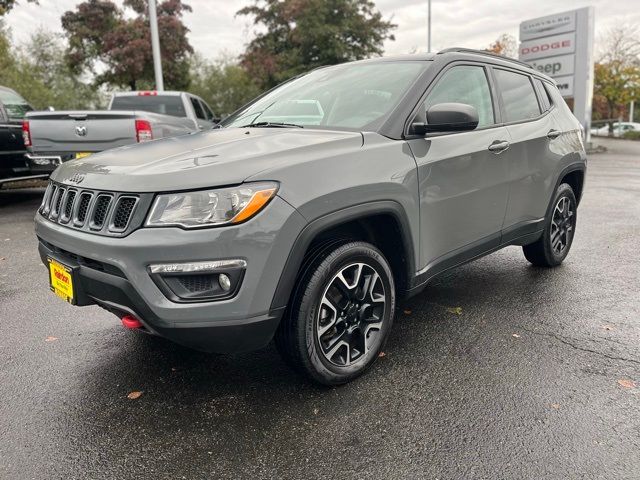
[437,48,533,69]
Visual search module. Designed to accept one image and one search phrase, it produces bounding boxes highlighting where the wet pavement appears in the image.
[1,137,638,479]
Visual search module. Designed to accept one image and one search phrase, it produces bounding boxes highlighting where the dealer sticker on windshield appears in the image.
[48,257,75,304]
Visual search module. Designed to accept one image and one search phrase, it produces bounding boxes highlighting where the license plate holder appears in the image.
[47,257,76,305]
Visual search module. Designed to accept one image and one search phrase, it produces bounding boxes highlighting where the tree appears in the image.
[61,0,193,90]
[237,0,396,89]
[0,25,102,109]
[485,34,517,58]
[0,0,36,16]
[593,26,640,134]
[189,55,261,118]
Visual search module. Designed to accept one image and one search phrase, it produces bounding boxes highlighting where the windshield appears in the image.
[0,89,33,119]
[111,95,187,117]
[222,61,427,130]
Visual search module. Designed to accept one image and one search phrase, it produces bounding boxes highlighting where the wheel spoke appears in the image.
[318,298,338,337]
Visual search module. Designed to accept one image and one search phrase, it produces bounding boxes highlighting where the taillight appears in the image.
[135,119,153,143]
[22,120,31,147]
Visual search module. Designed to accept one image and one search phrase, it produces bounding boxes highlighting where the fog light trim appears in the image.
[149,259,246,275]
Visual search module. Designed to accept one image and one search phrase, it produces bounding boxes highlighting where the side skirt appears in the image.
[406,219,544,298]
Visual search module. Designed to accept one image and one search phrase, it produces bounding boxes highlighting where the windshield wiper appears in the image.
[242,121,304,129]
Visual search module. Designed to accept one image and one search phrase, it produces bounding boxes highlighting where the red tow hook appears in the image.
[121,315,143,329]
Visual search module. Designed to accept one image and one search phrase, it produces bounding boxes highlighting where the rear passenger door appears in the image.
[406,63,511,270]
[492,68,564,239]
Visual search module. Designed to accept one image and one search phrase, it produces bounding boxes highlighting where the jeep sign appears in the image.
[519,7,594,141]
[529,54,575,77]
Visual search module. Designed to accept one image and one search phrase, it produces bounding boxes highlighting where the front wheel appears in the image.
[275,241,396,385]
[523,183,577,267]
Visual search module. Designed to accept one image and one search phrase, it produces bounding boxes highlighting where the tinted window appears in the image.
[111,95,186,117]
[222,62,426,130]
[494,69,541,122]
[424,65,494,128]
[0,88,33,119]
[190,97,206,120]
[200,100,215,121]
[534,78,551,111]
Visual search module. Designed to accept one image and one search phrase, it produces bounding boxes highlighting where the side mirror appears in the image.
[411,102,479,135]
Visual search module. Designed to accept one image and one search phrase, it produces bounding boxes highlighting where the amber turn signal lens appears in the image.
[231,188,277,223]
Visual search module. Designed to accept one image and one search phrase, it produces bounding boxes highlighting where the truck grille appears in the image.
[39,181,150,237]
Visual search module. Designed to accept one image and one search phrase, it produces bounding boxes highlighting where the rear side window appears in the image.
[0,88,33,119]
[424,65,495,128]
[190,97,206,120]
[111,95,187,117]
[494,69,541,122]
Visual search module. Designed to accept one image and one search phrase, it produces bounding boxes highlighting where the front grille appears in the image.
[91,195,112,229]
[76,193,92,224]
[112,197,137,231]
[40,181,150,237]
[61,190,76,223]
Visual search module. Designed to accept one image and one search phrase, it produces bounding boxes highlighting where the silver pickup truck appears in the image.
[24,91,218,174]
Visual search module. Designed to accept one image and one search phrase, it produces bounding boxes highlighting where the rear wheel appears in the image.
[275,241,395,385]
[523,183,577,267]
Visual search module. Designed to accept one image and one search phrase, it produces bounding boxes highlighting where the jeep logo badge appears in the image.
[66,173,85,184]
[75,125,87,137]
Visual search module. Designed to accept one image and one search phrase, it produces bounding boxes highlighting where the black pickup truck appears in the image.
[0,86,44,185]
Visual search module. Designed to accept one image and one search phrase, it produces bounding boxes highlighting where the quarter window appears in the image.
[494,69,541,122]
[423,65,495,128]
[534,78,551,112]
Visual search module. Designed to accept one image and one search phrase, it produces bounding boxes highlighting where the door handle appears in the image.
[547,129,561,140]
[488,140,510,154]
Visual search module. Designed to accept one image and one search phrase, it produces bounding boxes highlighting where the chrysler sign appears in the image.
[519,7,594,141]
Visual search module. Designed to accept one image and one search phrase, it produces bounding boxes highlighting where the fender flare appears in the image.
[269,200,416,312]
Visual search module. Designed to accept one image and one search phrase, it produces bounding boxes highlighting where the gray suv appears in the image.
[35,49,586,385]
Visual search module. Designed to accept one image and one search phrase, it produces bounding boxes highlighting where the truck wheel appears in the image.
[275,241,395,385]
[523,183,577,267]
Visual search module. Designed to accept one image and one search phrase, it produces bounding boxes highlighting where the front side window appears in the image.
[190,97,206,120]
[423,65,495,128]
[0,89,33,119]
[222,61,428,130]
[494,69,541,123]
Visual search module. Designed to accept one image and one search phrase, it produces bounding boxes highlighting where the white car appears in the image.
[590,122,640,137]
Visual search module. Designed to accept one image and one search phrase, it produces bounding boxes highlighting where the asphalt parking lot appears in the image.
[1,137,638,479]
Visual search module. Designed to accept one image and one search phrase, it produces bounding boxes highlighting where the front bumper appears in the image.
[35,196,307,353]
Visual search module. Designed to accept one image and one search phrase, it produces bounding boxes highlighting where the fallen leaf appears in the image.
[403,309,412,315]
[0,257,5,261]
[617,379,636,389]
[550,403,560,409]
[45,336,58,342]
[171,367,177,372]
[446,307,463,315]
[512,334,521,338]
[313,408,319,415]
[127,391,143,400]
[601,325,614,331]
[378,351,386,358]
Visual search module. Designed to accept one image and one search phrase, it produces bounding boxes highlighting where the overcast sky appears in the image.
[4,0,640,60]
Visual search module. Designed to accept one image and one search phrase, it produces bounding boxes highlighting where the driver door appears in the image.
[406,64,511,272]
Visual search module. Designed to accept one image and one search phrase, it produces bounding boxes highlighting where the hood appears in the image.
[51,127,363,192]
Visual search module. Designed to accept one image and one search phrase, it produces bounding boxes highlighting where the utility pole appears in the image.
[149,0,164,91]
[427,0,432,52]
[630,100,635,123]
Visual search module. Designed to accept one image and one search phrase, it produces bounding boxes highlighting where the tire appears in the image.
[275,241,396,385]
[523,183,577,267]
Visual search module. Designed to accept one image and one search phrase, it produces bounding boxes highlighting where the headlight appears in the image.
[146,182,278,228]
